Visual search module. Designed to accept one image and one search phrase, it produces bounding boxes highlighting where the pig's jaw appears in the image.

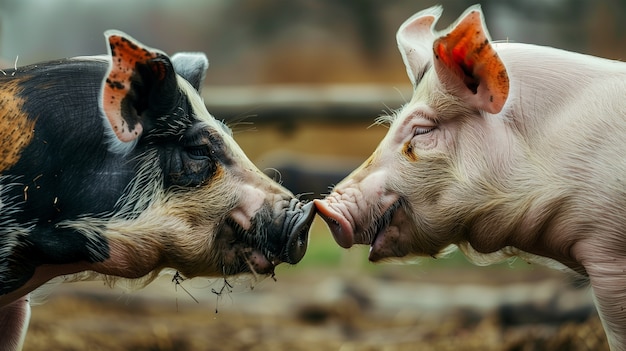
[222,217,279,275]
[368,202,414,262]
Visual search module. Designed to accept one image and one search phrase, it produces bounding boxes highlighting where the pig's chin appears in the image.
[368,205,415,262]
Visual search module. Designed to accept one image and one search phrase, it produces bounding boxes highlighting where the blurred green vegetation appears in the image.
[276,219,535,278]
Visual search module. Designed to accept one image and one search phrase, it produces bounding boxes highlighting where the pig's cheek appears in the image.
[230,185,265,230]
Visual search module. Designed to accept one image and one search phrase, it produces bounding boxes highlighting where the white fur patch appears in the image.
[0,177,34,287]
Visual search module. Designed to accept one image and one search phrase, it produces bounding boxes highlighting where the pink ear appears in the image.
[101,31,159,143]
[432,7,509,114]
[396,6,442,87]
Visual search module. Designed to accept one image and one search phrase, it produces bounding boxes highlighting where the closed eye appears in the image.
[186,145,212,159]
[414,126,435,136]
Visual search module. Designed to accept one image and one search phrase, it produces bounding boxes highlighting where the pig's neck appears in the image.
[461,178,581,271]
[461,44,626,272]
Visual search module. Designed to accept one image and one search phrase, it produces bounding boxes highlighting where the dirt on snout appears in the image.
[23,265,608,351]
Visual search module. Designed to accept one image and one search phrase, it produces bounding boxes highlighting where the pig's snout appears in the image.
[219,198,315,277]
[313,199,354,248]
[281,201,316,263]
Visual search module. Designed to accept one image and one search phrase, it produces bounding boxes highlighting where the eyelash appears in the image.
[414,126,435,136]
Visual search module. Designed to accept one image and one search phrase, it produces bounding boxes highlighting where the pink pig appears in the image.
[315,5,626,350]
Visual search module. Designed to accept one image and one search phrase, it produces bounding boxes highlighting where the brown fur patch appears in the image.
[403,141,418,162]
[0,81,34,172]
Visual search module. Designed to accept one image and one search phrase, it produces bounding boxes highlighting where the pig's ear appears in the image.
[432,5,509,114]
[397,5,443,87]
[171,52,208,92]
[101,30,179,151]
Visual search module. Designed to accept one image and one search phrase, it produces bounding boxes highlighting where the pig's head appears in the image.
[93,31,316,280]
[0,31,315,298]
[315,5,510,262]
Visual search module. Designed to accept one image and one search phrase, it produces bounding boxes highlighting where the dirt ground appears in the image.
[23,263,608,351]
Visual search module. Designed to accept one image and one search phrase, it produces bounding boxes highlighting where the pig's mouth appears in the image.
[366,199,403,244]
[315,198,402,249]
[222,200,315,276]
[315,197,411,262]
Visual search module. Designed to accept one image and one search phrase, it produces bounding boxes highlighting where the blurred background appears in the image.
[2,0,624,350]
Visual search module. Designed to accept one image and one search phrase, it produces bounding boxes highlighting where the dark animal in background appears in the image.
[0,30,315,350]
[316,5,626,350]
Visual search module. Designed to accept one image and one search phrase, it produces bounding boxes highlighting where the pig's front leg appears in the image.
[0,295,30,351]
[576,244,626,351]
[590,269,626,351]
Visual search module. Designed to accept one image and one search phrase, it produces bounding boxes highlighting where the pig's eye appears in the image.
[413,126,435,136]
[185,145,213,159]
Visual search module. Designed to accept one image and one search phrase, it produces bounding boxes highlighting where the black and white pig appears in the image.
[315,5,626,350]
[0,30,315,350]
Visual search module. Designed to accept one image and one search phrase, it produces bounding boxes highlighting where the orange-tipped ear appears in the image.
[102,31,156,143]
[101,30,178,146]
[433,6,509,114]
